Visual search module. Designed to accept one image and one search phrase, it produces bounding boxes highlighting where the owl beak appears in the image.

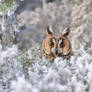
[55,49,58,55]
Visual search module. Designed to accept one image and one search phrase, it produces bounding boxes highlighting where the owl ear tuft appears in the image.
[46,26,54,36]
[62,28,70,37]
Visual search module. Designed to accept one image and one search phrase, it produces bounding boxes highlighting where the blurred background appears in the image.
[15,0,72,51]
[15,0,92,52]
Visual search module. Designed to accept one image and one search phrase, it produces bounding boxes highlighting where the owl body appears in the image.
[41,26,73,61]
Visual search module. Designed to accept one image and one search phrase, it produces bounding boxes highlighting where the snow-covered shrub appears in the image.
[71,0,92,52]
[10,77,32,92]
[0,44,25,92]
[9,44,92,92]
[0,0,20,46]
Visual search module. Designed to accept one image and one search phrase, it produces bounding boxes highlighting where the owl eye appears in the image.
[49,41,54,47]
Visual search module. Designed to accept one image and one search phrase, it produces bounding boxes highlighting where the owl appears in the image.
[41,26,73,61]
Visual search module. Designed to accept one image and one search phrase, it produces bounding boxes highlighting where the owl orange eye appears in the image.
[49,41,54,47]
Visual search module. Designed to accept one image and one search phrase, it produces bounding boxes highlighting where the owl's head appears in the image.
[42,26,72,59]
